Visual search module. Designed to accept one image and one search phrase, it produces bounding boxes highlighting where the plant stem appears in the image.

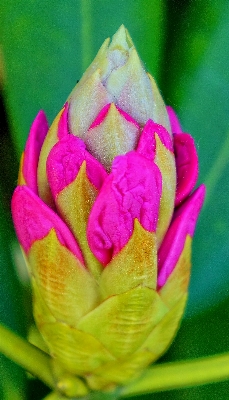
[121,352,229,397]
[42,392,65,400]
[43,389,121,400]
[2,323,229,398]
[84,389,121,400]
[0,323,55,389]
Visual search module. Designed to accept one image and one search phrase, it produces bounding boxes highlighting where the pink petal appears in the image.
[115,105,139,128]
[11,185,84,264]
[137,119,173,161]
[157,185,206,288]
[136,120,156,160]
[87,151,162,265]
[89,104,111,129]
[166,106,183,134]
[57,102,69,139]
[46,135,108,198]
[23,111,49,193]
[89,103,139,130]
[174,133,198,206]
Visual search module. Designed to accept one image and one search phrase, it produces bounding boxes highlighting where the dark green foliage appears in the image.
[1,1,229,398]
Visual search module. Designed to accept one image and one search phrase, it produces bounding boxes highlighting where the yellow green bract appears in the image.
[30,224,192,392]
[14,25,202,397]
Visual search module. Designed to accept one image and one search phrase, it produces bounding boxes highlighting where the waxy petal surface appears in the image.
[166,106,183,134]
[47,134,107,196]
[18,110,48,193]
[37,106,67,207]
[86,350,152,389]
[106,48,155,126]
[39,321,114,376]
[148,74,172,135]
[11,185,83,263]
[85,103,140,171]
[89,103,139,130]
[138,293,187,361]
[174,133,198,205]
[57,102,69,139]
[137,119,173,160]
[78,286,168,359]
[11,25,206,389]
[54,162,103,279]
[28,229,99,326]
[87,152,162,265]
[159,236,192,307]
[137,120,176,245]
[32,277,56,327]
[68,69,112,139]
[47,135,106,277]
[100,219,157,297]
[154,134,176,245]
[84,294,186,390]
[158,185,206,288]
[73,37,110,91]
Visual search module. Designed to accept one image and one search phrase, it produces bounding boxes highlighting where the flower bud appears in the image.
[12,25,205,393]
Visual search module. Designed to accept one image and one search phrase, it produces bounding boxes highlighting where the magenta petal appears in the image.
[11,185,84,263]
[137,119,173,161]
[175,133,199,205]
[115,105,139,128]
[23,110,48,193]
[89,104,111,129]
[157,185,206,288]
[58,102,69,139]
[89,103,139,130]
[136,120,156,160]
[87,151,162,265]
[166,106,183,134]
[47,135,108,198]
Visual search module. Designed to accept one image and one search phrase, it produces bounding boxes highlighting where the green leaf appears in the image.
[121,351,229,398]
[0,187,26,399]
[163,0,229,316]
[1,1,82,154]
[90,0,166,80]
[154,296,229,399]
[0,356,25,400]
[1,0,166,154]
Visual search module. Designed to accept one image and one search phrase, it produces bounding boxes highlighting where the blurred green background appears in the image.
[1,0,229,399]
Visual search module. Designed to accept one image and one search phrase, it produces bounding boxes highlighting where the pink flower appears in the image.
[11,26,205,393]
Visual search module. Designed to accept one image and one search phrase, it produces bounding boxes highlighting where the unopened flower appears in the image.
[12,25,205,394]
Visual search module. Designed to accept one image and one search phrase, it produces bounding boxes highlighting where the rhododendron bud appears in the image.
[12,25,205,395]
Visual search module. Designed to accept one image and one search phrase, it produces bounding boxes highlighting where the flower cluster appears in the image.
[12,26,205,393]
